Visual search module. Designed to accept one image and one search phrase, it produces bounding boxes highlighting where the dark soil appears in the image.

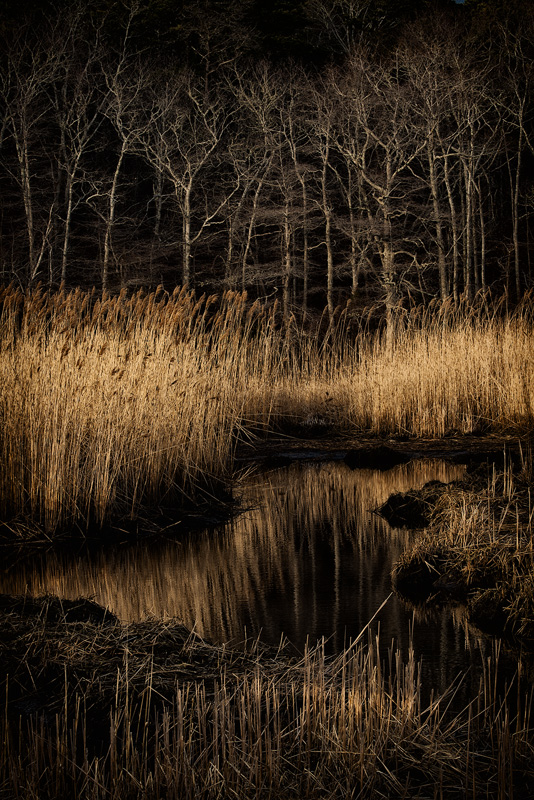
[376,479,451,528]
[237,431,524,472]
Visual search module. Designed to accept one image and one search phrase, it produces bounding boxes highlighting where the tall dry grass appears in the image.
[344,296,534,435]
[1,285,533,533]
[0,285,279,533]
[2,602,533,799]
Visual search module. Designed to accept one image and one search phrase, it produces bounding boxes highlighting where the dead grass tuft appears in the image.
[1,595,533,798]
[393,445,534,646]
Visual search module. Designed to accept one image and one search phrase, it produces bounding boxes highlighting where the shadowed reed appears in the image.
[1,597,534,799]
[1,284,533,534]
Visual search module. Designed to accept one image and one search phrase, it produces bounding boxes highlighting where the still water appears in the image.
[0,458,515,695]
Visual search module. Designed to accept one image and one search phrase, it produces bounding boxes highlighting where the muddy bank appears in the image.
[236,431,523,466]
[0,594,272,739]
[0,487,235,555]
[388,441,534,649]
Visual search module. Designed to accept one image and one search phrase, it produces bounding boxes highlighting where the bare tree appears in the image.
[0,21,63,283]
[279,66,314,317]
[495,21,534,298]
[306,74,339,324]
[451,66,495,299]
[335,51,426,326]
[86,7,147,290]
[399,25,460,301]
[305,0,389,55]
[176,0,255,94]
[399,19,497,303]
[53,10,105,284]
[226,63,285,297]
[128,69,237,287]
[328,71,372,302]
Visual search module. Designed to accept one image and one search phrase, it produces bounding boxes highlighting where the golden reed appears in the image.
[1,603,532,799]
[1,284,533,533]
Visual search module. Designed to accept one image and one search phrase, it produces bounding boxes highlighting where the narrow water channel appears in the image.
[0,458,517,699]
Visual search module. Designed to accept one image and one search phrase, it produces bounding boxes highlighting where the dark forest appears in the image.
[1,0,533,319]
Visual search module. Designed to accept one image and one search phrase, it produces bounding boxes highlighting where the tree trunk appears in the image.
[512,130,522,299]
[182,183,192,288]
[427,139,448,300]
[13,126,36,282]
[102,140,126,291]
[242,178,263,293]
[61,173,73,284]
[301,179,309,320]
[478,179,486,290]
[282,197,291,321]
[321,139,334,325]
[442,153,459,303]
[462,157,474,301]
[347,170,360,297]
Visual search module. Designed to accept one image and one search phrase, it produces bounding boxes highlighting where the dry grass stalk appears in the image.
[393,447,534,646]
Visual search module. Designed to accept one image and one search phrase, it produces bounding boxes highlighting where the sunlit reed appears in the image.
[1,284,532,533]
[394,446,534,645]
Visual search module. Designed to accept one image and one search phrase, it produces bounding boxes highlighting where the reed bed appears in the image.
[345,298,534,436]
[1,595,534,799]
[1,284,533,534]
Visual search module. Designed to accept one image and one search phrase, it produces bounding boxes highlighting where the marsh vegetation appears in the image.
[394,444,534,648]
[2,1,534,795]
[2,595,534,799]
[1,284,533,536]
[1,284,534,798]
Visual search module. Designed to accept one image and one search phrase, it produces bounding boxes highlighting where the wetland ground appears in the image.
[1,285,534,797]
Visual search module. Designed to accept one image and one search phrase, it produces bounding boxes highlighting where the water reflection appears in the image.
[2,459,464,644]
[3,456,524,701]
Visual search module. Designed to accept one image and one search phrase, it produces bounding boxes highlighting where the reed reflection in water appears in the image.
[2,460,467,653]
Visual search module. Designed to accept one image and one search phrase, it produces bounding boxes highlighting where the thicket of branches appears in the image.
[1,0,533,319]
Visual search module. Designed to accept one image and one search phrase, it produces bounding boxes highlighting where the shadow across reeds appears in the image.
[1,284,533,535]
[1,594,534,799]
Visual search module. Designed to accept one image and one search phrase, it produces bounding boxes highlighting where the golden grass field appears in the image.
[1,284,533,534]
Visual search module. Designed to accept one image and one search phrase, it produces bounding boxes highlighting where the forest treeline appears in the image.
[1,0,533,318]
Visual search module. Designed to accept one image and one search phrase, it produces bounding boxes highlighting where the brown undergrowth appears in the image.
[1,594,534,799]
[393,445,534,647]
